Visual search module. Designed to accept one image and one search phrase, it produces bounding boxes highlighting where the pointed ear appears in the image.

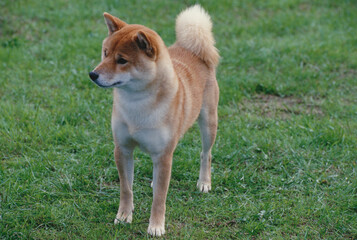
[135,31,156,59]
[103,12,126,35]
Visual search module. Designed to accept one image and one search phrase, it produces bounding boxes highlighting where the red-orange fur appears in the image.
[90,5,219,236]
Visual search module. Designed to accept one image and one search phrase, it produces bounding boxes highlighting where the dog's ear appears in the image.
[135,31,156,59]
[103,12,126,35]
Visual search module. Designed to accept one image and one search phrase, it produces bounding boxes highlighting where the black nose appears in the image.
[89,71,99,81]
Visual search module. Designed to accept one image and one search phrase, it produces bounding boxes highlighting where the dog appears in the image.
[89,4,219,236]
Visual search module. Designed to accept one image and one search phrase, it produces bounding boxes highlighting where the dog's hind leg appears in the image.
[197,78,219,193]
[114,146,135,224]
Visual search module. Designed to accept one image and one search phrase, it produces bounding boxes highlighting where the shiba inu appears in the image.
[89,4,219,236]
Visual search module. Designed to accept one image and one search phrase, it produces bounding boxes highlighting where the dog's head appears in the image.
[89,13,161,90]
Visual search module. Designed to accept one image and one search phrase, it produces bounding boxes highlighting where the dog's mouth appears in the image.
[89,71,131,89]
[92,79,123,88]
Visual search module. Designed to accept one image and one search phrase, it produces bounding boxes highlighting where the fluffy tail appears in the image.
[175,4,219,67]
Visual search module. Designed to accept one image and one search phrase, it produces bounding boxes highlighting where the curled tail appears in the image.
[175,4,219,67]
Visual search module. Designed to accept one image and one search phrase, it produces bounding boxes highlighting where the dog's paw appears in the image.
[114,208,133,224]
[147,224,165,236]
[151,181,153,188]
[197,181,211,193]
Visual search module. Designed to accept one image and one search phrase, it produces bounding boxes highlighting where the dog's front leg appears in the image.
[147,150,173,236]
[114,146,134,224]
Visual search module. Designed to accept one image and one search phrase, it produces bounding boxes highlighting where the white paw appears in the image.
[197,181,211,193]
[151,181,153,188]
[147,224,165,236]
[114,209,133,224]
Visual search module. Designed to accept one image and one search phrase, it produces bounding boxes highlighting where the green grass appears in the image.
[1,0,356,239]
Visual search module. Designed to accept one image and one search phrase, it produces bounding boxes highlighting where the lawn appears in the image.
[1,0,356,239]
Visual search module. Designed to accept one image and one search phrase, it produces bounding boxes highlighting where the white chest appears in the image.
[112,90,172,154]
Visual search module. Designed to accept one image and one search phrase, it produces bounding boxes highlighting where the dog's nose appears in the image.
[89,71,99,81]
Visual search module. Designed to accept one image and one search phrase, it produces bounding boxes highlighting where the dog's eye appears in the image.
[117,57,128,64]
[103,49,108,57]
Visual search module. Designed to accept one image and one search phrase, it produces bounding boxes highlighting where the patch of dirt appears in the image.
[240,94,324,119]
[338,69,357,80]
[299,3,311,11]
